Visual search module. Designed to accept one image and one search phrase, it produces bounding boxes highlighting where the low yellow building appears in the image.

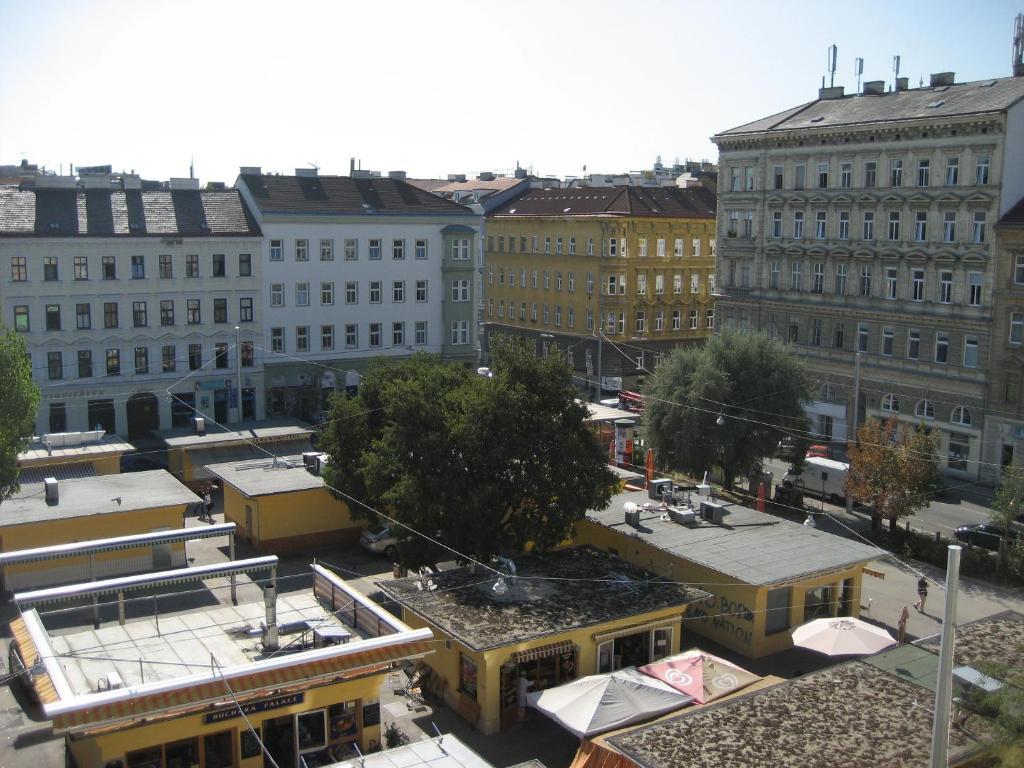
[208,456,362,554]
[575,489,881,659]
[16,430,134,483]
[9,562,432,768]
[0,470,199,589]
[377,546,709,735]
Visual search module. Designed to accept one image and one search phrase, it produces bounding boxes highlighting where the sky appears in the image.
[1,0,1022,183]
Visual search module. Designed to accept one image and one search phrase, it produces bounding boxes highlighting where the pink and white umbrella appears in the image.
[791,617,896,656]
[639,650,760,704]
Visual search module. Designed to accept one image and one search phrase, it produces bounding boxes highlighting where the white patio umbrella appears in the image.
[526,667,693,737]
[792,616,896,656]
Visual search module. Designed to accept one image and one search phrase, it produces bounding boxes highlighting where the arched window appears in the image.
[881,393,900,412]
[951,405,972,426]
[820,383,835,401]
[915,399,935,419]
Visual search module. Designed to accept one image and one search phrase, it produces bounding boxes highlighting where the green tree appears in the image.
[320,338,616,569]
[641,328,811,491]
[0,328,40,500]
[992,461,1024,572]
[845,417,939,532]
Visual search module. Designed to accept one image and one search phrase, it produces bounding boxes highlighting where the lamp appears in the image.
[716,412,725,427]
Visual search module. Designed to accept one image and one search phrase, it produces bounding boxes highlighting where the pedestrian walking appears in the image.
[203,487,213,522]
[914,576,928,612]
[516,672,534,722]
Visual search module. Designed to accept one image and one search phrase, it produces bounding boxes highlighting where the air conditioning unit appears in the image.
[670,508,697,525]
[700,500,729,525]
[649,478,673,501]
[44,477,58,504]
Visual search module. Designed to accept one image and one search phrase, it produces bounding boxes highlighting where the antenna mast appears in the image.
[827,44,838,87]
[855,58,864,94]
[1014,13,1024,77]
[893,55,901,90]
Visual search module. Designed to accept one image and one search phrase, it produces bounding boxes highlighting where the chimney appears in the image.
[477,171,496,181]
[929,72,955,87]
[447,173,466,183]
[863,80,885,95]
[295,168,318,178]
[388,170,407,180]
[818,85,845,100]
[194,416,206,436]
[263,583,279,650]
[895,77,909,92]
[239,166,262,176]
[44,477,58,504]
[168,178,200,190]
[350,157,356,175]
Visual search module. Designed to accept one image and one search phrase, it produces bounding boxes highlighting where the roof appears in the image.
[586,490,881,585]
[919,610,1024,680]
[156,420,314,449]
[405,178,451,193]
[432,176,525,195]
[377,546,709,652]
[0,185,260,237]
[584,401,631,423]
[997,195,1024,228]
[238,174,477,216]
[715,76,1024,138]
[206,455,326,496]
[326,735,499,768]
[18,433,134,464]
[606,660,986,768]
[487,185,717,219]
[0,470,199,526]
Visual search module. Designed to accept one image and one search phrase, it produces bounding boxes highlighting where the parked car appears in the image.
[954,523,1021,552]
[806,444,833,460]
[359,525,398,560]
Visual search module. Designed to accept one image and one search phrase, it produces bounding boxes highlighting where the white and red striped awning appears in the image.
[512,639,576,664]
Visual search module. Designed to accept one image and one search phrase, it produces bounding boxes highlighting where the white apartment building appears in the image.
[0,174,264,439]
[236,168,480,421]
[712,71,1024,483]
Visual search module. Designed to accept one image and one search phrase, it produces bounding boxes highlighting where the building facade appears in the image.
[0,173,264,440]
[236,169,481,421]
[482,185,717,394]
[712,73,1024,482]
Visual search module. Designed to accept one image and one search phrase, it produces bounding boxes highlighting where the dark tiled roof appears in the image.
[997,196,1024,227]
[716,76,1024,138]
[0,186,260,237]
[487,185,716,218]
[239,174,475,216]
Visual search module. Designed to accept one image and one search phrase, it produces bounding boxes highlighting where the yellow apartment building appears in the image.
[575,489,881,659]
[483,185,717,394]
[208,456,363,553]
[16,430,134,483]
[376,546,709,734]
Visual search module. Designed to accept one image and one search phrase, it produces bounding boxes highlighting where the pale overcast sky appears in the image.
[1,0,1021,183]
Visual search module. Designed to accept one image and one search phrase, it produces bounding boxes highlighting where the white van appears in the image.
[781,457,849,505]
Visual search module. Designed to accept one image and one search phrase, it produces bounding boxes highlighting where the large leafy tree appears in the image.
[642,328,811,491]
[845,416,939,532]
[0,328,40,500]
[320,338,616,568]
[992,460,1024,572]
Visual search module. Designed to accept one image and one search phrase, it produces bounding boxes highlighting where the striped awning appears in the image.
[9,615,61,705]
[512,639,576,663]
[593,617,680,645]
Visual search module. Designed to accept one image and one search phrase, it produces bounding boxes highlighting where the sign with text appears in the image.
[203,692,304,724]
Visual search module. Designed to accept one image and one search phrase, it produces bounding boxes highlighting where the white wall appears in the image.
[1001,100,1024,217]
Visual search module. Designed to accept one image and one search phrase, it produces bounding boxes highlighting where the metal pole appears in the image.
[235,325,243,423]
[596,332,604,399]
[229,533,237,605]
[90,553,99,628]
[929,545,962,768]
[846,351,862,514]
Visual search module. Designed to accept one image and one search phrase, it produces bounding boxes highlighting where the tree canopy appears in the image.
[320,337,616,568]
[641,328,811,490]
[845,416,939,531]
[0,328,40,500]
[992,460,1024,571]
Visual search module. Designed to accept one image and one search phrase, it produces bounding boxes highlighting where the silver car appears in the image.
[359,525,398,560]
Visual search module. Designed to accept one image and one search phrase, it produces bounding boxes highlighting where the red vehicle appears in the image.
[618,390,645,414]
[806,444,833,459]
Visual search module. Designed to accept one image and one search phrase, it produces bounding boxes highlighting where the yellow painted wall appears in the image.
[18,453,122,476]
[574,519,865,659]
[67,673,386,768]
[167,448,189,484]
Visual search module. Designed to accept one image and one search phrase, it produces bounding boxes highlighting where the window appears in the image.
[637,273,647,295]
[187,343,203,370]
[864,160,877,187]
[887,211,900,241]
[11,256,27,281]
[706,308,714,328]
[411,280,427,303]
[635,311,646,333]
[319,238,334,261]
[239,297,253,322]
[768,261,780,289]
[773,164,784,189]
[76,303,91,330]
[556,237,563,255]
[815,211,826,239]
[967,271,982,307]
[943,211,956,242]
[771,211,782,238]
[975,154,990,185]
[541,304,547,324]
[881,393,899,412]
[794,164,805,190]
[391,321,405,347]
[833,321,845,349]
[885,267,897,300]
[951,405,972,425]
[132,301,148,327]
[654,273,664,295]
[271,328,284,353]
[161,346,175,373]
[790,262,802,291]
[745,165,755,191]
[79,349,94,377]
[296,282,310,306]
[917,159,930,187]
[938,271,952,304]
[365,281,380,306]
[821,383,836,401]
[240,340,253,368]
[810,318,822,346]
[392,280,406,303]
[859,265,872,297]
[213,298,227,323]
[102,255,116,280]
[369,323,382,348]
[45,304,61,331]
[392,239,405,260]
[270,239,283,261]
[765,587,793,634]
[135,346,150,375]
[555,271,563,291]
[948,433,971,471]
[344,281,358,305]
[415,321,427,345]
[963,335,978,368]
[531,303,538,321]
[835,263,848,295]
[838,211,850,239]
[935,331,949,363]
[840,161,852,188]
[369,239,382,260]
[73,255,88,280]
[415,238,429,260]
[945,157,959,186]
[882,326,894,355]
[185,254,199,277]
[729,167,740,191]
[890,158,903,187]
[187,299,201,324]
[788,318,799,343]
[817,162,829,188]
[914,212,927,242]
[586,309,593,330]
[104,302,118,328]
[1010,312,1023,344]
[912,269,924,301]
[658,236,668,256]
[239,253,251,276]
[270,283,284,307]
[212,253,226,276]
[106,348,121,376]
[450,320,469,345]
[915,399,935,419]
[47,351,63,380]
[858,322,869,352]
[158,254,172,278]
[13,305,28,332]
[342,239,358,261]
[568,272,575,292]
[296,326,309,352]
[862,211,874,240]
[691,273,699,294]
[43,256,58,281]
[973,211,986,243]
[793,211,804,239]
[344,324,357,349]
[907,329,920,359]
[1016,255,1024,285]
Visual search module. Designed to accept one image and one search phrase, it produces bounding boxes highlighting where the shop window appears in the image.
[329,701,359,742]
[765,587,793,634]
[240,728,263,761]
[651,627,672,661]
[803,585,834,620]
[297,709,328,761]
[203,731,233,768]
[126,746,162,767]
[948,433,970,472]
[460,653,478,699]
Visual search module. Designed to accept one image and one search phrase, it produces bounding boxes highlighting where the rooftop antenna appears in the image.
[855,58,864,94]
[893,55,901,89]
[1014,13,1024,76]
[189,155,194,179]
[827,44,838,87]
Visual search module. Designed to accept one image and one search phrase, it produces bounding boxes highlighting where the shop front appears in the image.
[498,640,579,730]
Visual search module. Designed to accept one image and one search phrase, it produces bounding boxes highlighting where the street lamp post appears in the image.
[234,326,243,424]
